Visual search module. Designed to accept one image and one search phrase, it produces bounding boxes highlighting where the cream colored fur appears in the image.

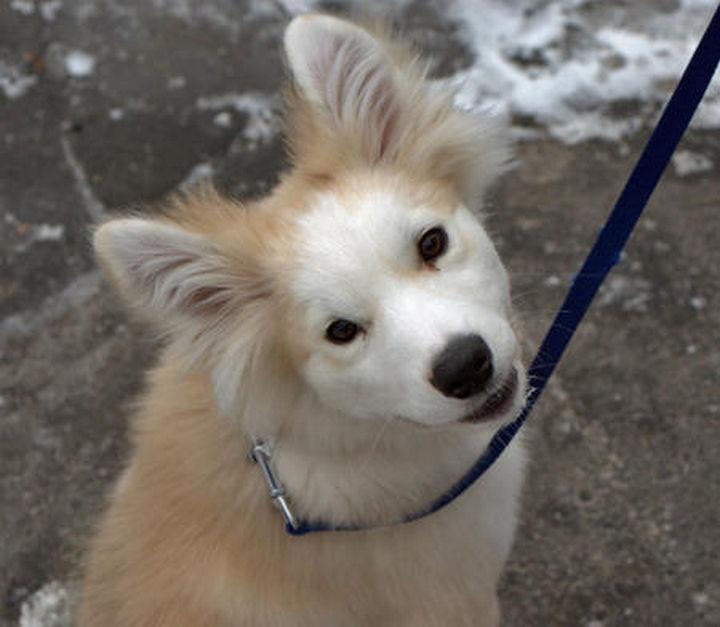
[79,14,526,627]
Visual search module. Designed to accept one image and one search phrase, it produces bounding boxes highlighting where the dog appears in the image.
[78,14,527,627]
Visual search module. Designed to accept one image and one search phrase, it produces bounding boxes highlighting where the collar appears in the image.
[248,410,529,537]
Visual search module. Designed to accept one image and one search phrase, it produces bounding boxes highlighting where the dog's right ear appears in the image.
[284,15,511,206]
[93,217,267,324]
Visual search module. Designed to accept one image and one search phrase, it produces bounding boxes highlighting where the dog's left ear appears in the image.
[285,14,400,162]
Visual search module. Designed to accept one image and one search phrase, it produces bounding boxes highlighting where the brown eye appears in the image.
[418,227,448,263]
[326,319,360,344]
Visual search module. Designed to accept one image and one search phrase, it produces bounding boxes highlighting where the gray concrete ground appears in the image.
[1,1,718,625]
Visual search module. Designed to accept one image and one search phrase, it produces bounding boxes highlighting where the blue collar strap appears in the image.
[253,5,720,537]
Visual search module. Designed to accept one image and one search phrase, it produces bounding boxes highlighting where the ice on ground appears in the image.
[672,150,714,176]
[0,61,37,100]
[197,92,279,146]
[64,50,95,78]
[19,581,73,627]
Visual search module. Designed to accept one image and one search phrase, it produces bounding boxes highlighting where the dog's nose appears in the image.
[430,334,494,399]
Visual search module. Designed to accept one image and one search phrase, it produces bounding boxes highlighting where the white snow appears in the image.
[689,296,707,310]
[10,0,35,16]
[544,275,561,287]
[445,0,720,143]
[0,62,37,100]
[672,150,714,176]
[213,111,232,128]
[64,50,95,78]
[197,92,279,146]
[40,0,63,21]
[32,224,65,242]
[108,107,125,121]
[19,581,73,627]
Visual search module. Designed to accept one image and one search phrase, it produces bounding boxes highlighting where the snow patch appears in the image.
[40,0,63,21]
[19,581,73,627]
[544,275,561,287]
[109,107,125,121]
[672,150,714,176]
[197,92,279,146]
[0,61,37,100]
[33,224,65,242]
[64,50,95,78]
[213,111,232,128]
[10,0,35,16]
[446,0,720,143]
[689,296,707,310]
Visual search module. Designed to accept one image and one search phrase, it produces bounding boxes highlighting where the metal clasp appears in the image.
[249,438,297,530]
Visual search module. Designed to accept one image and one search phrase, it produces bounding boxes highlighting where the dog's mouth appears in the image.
[460,368,519,424]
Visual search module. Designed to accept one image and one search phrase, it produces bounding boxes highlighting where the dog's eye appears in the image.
[418,227,448,263]
[326,319,360,344]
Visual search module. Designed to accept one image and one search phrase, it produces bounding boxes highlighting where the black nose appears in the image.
[430,334,494,399]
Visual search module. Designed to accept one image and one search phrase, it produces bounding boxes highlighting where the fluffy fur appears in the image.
[79,14,526,627]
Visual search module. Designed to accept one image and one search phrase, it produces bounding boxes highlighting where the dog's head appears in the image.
[94,15,524,432]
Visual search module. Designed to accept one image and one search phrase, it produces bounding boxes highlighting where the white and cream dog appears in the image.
[79,14,527,627]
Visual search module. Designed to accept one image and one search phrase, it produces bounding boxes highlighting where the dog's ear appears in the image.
[93,217,267,323]
[284,14,511,208]
[284,14,400,161]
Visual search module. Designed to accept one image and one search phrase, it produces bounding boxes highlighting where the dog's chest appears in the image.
[233,441,524,626]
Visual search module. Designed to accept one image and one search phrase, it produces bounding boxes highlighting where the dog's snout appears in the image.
[430,334,494,399]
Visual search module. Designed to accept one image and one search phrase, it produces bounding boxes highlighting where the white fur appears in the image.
[291,183,523,426]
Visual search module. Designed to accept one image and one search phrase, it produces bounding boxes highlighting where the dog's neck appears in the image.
[244,391,498,529]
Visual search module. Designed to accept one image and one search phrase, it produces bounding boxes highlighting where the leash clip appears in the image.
[249,438,297,531]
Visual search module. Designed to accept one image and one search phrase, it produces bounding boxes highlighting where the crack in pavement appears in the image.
[59,134,107,224]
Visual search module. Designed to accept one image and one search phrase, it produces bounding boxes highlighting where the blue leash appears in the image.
[284,4,720,536]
